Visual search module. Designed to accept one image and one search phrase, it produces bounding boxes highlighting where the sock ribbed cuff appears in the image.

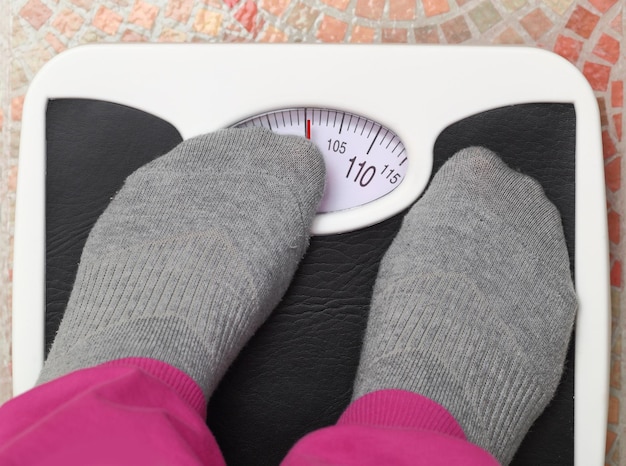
[100,357,206,415]
[339,389,466,439]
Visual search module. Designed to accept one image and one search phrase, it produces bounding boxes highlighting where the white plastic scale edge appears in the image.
[13,44,609,465]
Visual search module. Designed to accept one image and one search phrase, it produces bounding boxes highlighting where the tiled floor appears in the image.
[0,0,623,464]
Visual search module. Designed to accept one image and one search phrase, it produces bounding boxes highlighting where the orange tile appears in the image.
[606,429,617,453]
[165,0,194,23]
[234,1,258,33]
[287,3,319,29]
[259,0,290,17]
[612,81,623,108]
[356,0,385,19]
[259,25,288,42]
[593,34,620,64]
[441,16,471,43]
[350,25,375,43]
[321,0,350,11]
[605,157,621,192]
[7,166,17,191]
[608,210,620,243]
[11,96,25,121]
[45,32,66,52]
[129,0,160,29]
[583,62,611,91]
[422,0,450,17]
[93,6,123,35]
[613,114,622,141]
[158,28,187,42]
[607,395,619,423]
[52,9,84,38]
[389,0,415,20]
[566,6,599,39]
[520,8,553,40]
[414,25,440,43]
[494,27,524,44]
[603,130,617,159]
[382,28,407,43]
[20,0,53,30]
[589,0,618,13]
[193,9,222,35]
[554,34,583,63]
[316,15,347,42]
[121,29,148,41]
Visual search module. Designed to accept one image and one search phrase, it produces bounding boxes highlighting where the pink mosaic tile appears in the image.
[382,28,408,43]
[468,1,502,33]
[350,25,375,43]
[259,25,288,42]
[158,29,187,42]
[321,0,350,11]
[259,0,290,17]
[594,34,620,64]
[566,5,600,39]
[20,0,53,30]
[520,8,553,40]
[588,0,618,14]
[598,97,609,126]
[165,0,194,23]
[441,15,471,43]
[129,0,160,30]
[414,25,440,43]
[610,11,622,34]
[11,96,25,121]
[356,0,385,20]
[70,0,94,9]
[317,15,347,42]
[51,9,84,38]
[224,0,240,7]
[389,0,416,20]
[612,81,623,107]
[45,32,66,52]
[583,61,612,91]
[121,29,148,42]
[554,34,583,63]
[422,0,450,17]
[234,1,258,33]
[193,9,222,35]
[93,6,124,35]
[494,27,525,44]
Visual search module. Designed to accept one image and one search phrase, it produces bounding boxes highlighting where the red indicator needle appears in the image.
[306,119,311,139]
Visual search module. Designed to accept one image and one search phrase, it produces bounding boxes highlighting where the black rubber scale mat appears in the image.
[46,99,575,465]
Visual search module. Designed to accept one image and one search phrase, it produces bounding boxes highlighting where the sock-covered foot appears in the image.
[352,147,577,464]
[39,128,325,399]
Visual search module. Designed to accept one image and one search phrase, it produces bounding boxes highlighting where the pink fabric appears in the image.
[0,359,497,465]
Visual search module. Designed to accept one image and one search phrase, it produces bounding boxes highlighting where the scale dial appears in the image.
[232,108,408,214]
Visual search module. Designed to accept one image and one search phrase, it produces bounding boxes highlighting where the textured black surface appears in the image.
[45,99,575,465]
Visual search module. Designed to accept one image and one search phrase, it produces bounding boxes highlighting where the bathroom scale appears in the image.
[13,44,609,465]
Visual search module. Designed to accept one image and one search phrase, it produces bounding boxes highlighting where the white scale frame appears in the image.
[13,44,609,465]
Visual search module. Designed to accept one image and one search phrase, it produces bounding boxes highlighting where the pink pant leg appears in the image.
[0,358,225,466]
[282,389,499,466]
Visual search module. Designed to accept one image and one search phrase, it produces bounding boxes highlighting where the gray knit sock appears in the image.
[352,147,577,465]
[39,128,325,399]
